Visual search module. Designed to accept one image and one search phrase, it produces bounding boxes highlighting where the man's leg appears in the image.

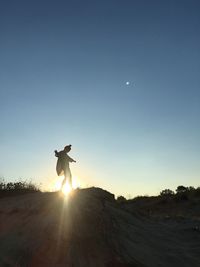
[61,176,67,189]
[68,170,72,188]
[63,168,72,188]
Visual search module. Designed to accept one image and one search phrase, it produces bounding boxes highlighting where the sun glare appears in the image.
[54,176,80,196]
[61,182,72,195]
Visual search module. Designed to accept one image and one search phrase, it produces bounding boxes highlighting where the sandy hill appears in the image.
[0,187,200,267]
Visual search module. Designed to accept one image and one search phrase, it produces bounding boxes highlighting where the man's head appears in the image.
[64,145,72,153]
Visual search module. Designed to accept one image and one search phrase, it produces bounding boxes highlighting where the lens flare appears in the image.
[61,181,72,195]
[54,176,80,196]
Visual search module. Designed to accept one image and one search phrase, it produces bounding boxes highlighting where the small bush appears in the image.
[0,179,40,196]
[117,196,127,203]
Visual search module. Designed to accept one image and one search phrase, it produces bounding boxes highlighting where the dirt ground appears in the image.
[0,187,200,267]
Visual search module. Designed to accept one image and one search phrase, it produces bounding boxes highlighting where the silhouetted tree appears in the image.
[176,185,187,194]
[160,189,174,196]
[188,186,195,191]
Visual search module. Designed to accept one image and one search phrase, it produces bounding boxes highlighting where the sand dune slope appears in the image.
[0,187,199,267]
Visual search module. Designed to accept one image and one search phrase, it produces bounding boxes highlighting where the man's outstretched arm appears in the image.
[67,155,76,162]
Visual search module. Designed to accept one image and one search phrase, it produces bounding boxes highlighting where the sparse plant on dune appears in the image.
[0,178,40,197]
[117,195,127,202]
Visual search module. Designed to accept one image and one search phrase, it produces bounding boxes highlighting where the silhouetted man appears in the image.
[54,145,76,189]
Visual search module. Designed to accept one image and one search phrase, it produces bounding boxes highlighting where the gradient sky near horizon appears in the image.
[0,0,200,197]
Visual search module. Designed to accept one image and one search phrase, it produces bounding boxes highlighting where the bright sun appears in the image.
[61,181,72,195]
[54,176,80,196]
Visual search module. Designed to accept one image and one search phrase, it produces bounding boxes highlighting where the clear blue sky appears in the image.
[0,0,200,197]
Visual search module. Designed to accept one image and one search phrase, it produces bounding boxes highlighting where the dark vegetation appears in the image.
[160,185,200,199]
[117,186,200,218]
[117,185,200,202]
[0,179,40,197]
